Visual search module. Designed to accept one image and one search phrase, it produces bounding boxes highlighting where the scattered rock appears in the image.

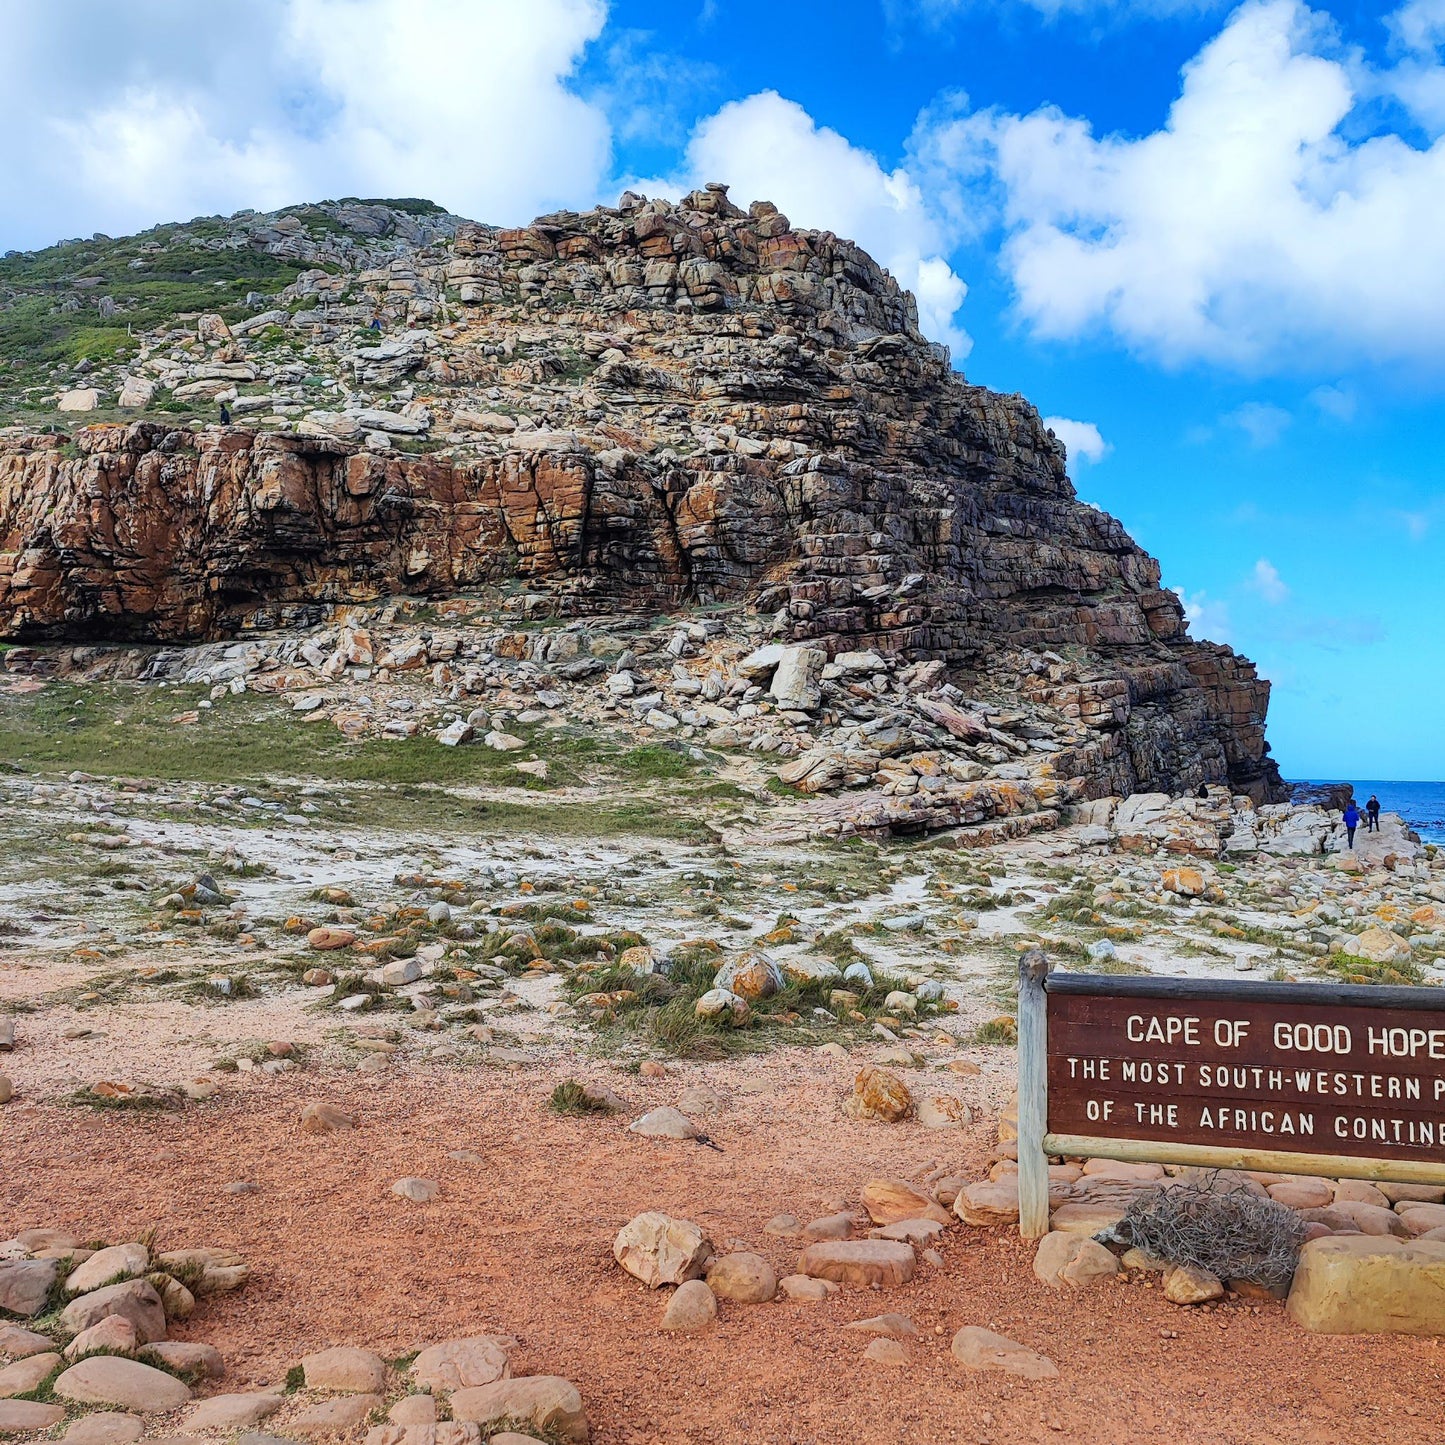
[842,1314,917,1339]
[660,1280,717,1332]
[302,1345,388,1392]
[0,1324,54,1358]
[627,1108,699,1140]
[950,1327,1058,1380]
[1164,1264,1225,1305]
[410,1336,512,1392]
[66,1243,149,1296]
[1033,1232,1119,1291]
[289,1394,384,1437]
[779,1275,836,1302]
[61,1412,144,1445]
[391,1178,439,1203]
[0,1401,66,1433]
[843,1068,913,1123]
[64,1317,138,1359]
[613,1213,714,1288]
[704,1253,777,1304]
[60,1280,167,1344]
[450,1377,588,1443]
[299,1101,357,1134]
[145,1343,224,1379]
[0,1260,57,1318]
[954,1178,1020,1228]
[796,1241,916,1289]
[184,1394,285,1431]
[860,1178,950,1227]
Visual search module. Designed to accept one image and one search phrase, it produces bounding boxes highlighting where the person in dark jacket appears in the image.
[1343,801,1360,848]
[218,400,231,425]
[1366,794,1381,832]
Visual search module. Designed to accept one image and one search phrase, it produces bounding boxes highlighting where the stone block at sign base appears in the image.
[1287,1235,1445,1334]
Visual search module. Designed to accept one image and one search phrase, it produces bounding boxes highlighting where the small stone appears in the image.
[391,1178,439,1203]
[299,1101,357,1134]
[802,1212,853,1241]
[302,1345,388,1392]
[842,1313,917,1339]
[862,1338,909,1366]
[145,1343,224,1379]
[627,1107,699,1140]
[861,1178,950,1226]
[950,1326,1058,1380]
[705,1252,777,1303]
[779,1274,836,1302]
[0,1078,11,1106]
[52,1357,191,1413]
[763,1214,801,1237]
[59,1280,166,1344]
[0,1259,57,1318]
[843,1068,913,1123]
[660,1280,717,1332]
[0,1324,54,1358]
[1164,1264,1225,1305]
[307,926,357,951]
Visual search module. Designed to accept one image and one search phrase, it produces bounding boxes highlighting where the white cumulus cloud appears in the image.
[1251,558,1290,603]
[912,0,1445,369]
[0,0,611,249]
[647,91,973,356]
[1227,402,1292,447]
[1042,415,1110,463]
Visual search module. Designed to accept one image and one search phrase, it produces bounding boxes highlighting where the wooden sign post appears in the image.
[1015,956,1445,1238]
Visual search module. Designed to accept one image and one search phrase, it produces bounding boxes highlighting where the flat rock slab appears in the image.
[0,1259,57,1317]
[62,1413,144,1445]
[860,1179,950,1227]
[842,1313,917,1339]
[303,1345,388,1392]
[54,1357,192,1413]
[410,1336,512,1392]
[291,1394,384,1436]
[954,1180,1019,1227]
[0,1400,66,1434]
[951,1327,1058,1380]
[796,1240,916,1289]
[0,1351,61,1397]
[450,1377,588,1443]
[185,1394,285,1431]
[1288,1235,1445,1334]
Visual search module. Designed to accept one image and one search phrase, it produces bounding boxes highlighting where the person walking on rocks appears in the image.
[1366,794,1381,832]
[1343,800,1361,849]
[218,400,231,425]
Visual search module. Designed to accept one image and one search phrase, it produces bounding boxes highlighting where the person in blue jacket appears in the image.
[1343,800,1360,848]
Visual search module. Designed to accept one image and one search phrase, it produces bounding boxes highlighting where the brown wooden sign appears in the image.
[1046,978,1445,1166]
[1011,961,1445,1237]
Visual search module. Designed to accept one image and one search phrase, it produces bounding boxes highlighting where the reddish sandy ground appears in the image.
[4,1050,1444,1445]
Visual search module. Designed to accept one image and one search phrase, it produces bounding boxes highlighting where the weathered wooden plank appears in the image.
[1048,972,1443,1012]
[1017,949,1050,1240]
[1042,1133,1445,1188]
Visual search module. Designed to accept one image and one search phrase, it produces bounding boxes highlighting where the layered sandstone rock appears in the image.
[0,185,1282,798]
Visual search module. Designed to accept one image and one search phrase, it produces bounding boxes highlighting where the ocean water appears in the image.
[1294,779,1445,844]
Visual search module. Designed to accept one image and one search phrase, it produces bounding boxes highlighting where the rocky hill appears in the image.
[0,187,1282,804]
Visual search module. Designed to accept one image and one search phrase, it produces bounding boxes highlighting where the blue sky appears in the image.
[1,0,1441,779]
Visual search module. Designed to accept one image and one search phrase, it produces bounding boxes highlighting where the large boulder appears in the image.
[1287,1235,1445,1334]
[768,646,826,710]
[843,1068,913,1123]
[612,1213,714,1288]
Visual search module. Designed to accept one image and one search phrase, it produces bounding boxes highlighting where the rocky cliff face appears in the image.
[0,186,1282,800]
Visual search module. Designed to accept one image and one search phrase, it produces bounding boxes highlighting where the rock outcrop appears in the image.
[0,186,1282,798]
